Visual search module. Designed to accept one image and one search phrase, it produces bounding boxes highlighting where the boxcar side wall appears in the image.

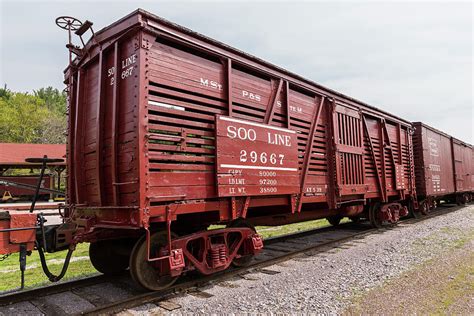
[452,139,473,193]
[139,26,415,223]
[413,122,456,197]
[66,31,143,227]
[413,122,473,206]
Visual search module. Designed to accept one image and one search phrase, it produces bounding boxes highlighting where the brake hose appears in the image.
[36,241,75,282]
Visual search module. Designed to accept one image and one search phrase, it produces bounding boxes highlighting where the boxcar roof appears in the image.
[73,8,414,126]
[412,122,472,147]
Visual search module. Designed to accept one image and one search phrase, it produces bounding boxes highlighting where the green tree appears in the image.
[0,93,50,143]
[33,87,67,114]
[0,85,11,100]
[0,88,67,144]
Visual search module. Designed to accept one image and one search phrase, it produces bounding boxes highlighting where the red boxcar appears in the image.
[61,9,417,290]
[451,138,473,196]
[0,175,53,202]
[413,122,473,213]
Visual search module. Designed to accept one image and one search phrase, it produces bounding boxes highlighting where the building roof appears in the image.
[0,143,66,167]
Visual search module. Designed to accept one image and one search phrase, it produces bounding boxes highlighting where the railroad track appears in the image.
[0,204,466,315]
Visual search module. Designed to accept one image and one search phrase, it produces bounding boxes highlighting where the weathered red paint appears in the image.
[62,9,417,236]
[0,212,36,255]
[413,122,473,207]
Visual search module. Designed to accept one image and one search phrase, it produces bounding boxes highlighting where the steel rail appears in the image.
[0,274,107,304]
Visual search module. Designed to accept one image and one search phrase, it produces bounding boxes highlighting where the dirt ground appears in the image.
[345,239,474,315]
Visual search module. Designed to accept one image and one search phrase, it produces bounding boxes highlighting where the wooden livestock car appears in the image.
[413,122,473,213]
[58,9,418,290]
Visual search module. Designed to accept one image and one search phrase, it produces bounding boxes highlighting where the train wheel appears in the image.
[420,201,430,215]
[368,202,383,228]
[327,216,342,226]
[129,231,179,291]
[456,194,466,206]
[89,240,129,275]
[226,218,256,267]
[408,201,422,219]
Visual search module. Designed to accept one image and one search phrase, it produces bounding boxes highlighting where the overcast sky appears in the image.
[0,0,472,142]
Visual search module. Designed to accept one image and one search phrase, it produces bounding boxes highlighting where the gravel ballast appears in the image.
[122,205,474,315]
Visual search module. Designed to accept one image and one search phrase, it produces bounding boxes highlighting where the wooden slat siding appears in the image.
[149,44,225,100]
[362,115,385,200]
[227,58,233,116]
[148,143,214,155]
[298,96,325,212]
[148,185,216,200]
[67,74,77,205]
[148,123,214,137]
[95,50,105,205]
[73,70,83,204]
[397,124,402,164]
[149,172,214,186]
[383,122,402,193]
[151,39,310,121]
[82,60,100,205]
[149,103,216,122]
[148,84,227,109]
[149,153,214,163]
[117,40,140,206]
[99,48,114,205]
[325,100,337,209]
[149,163,213,171]
[148,95,226,116]
[147,59,223,90]
[379,119,388,201]
[149,134,214,146]
[148,114,214,130]
[147,39,223,182]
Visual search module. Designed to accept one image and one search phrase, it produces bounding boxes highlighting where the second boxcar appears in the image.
[413,122,473,213]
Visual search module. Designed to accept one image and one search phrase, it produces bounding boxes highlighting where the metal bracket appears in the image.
[297,96,325,213]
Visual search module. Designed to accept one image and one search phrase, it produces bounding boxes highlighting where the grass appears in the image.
[0,217,344,293]
[0,243,97,292]
[255,218,349,239]
[434,256,474,312]
[345,221,474,315]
